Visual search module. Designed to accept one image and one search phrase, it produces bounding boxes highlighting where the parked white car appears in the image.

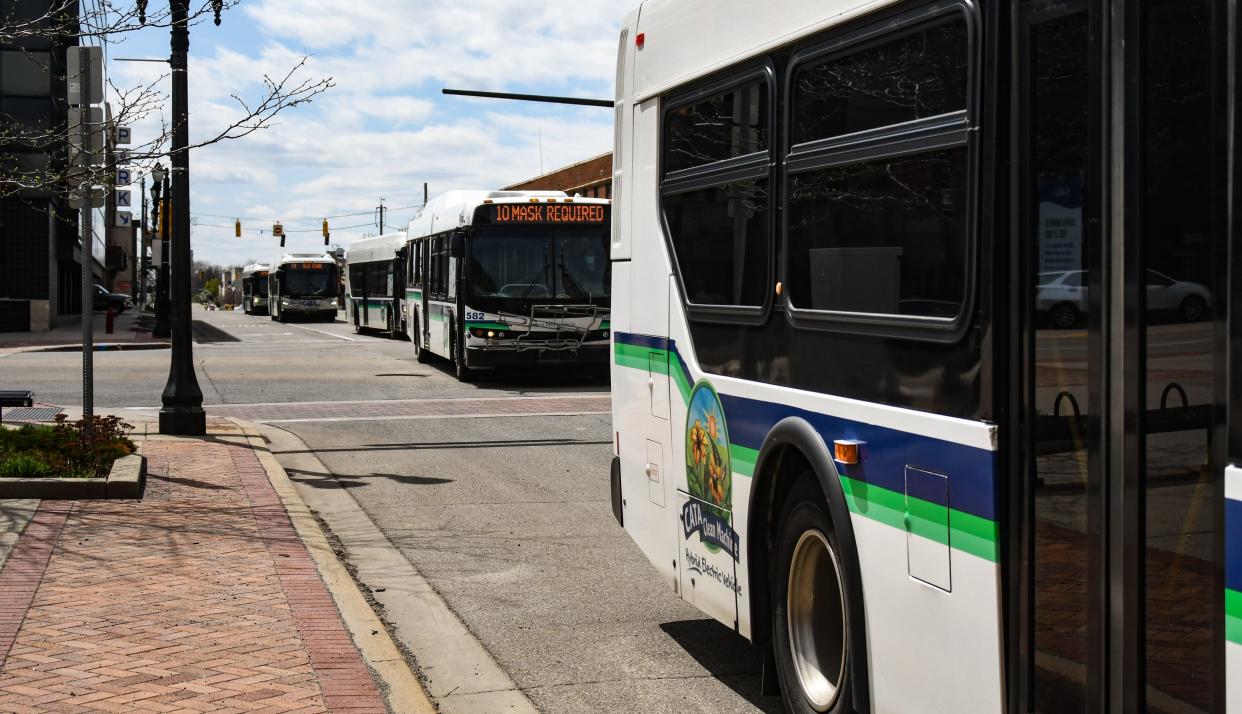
[1036,269,1212,328]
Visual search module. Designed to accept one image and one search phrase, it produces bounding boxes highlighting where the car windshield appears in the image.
[466,226,610,301]
[281,268,336,298]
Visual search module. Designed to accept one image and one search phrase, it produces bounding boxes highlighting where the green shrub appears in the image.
[0,415,134,478]
[0,454,54,478]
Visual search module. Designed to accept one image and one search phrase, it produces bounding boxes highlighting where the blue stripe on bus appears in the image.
[614,332,693,388]
[1227,496,1242,594]
[719,393,997,522]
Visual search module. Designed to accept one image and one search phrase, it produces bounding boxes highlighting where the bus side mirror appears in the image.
[450,232,466,259]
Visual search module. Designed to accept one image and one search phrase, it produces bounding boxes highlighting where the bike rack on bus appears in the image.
[493,304,609,354]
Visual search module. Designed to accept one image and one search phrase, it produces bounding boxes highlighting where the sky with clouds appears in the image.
[107,0,623,266]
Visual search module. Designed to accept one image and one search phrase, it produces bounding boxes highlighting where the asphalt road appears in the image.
[3,307,779,713]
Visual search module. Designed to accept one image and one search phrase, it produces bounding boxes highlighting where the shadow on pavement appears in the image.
[659,620,784,713]
[286,467,453,489]
[275,438,611,456]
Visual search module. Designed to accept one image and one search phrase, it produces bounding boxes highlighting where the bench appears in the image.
[0,390,33,425]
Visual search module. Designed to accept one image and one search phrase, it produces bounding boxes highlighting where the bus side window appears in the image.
[350,265,364,298]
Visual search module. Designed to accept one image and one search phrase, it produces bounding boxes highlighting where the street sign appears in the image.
[116,190,132,208]
[66,46,103,106]
[115,126,132,145]
[116,169,132,186]
[272,223,284,237]
[115,150,131,165]
[67,107,104,165]
[116,211,133,228]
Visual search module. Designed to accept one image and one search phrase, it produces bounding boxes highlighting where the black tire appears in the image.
[1050,302,1079,330]
[453,330,474,382]
[771,474,852,714]
[413,318,431,363]
[1180,295,1207,323]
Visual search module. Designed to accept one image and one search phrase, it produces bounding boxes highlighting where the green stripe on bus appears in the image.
[466,322,510,330]
[840,476,998,562]
[1228,589,1242,645]
[601,321,611,329]
[407,290,422,298]
[614,343,691,404]
[730,444,758,478]
[429,312,446,322]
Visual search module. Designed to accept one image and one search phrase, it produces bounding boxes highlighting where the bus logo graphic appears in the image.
[684,381,738,560]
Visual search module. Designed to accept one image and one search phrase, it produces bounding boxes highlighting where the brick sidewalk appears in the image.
[0,427,388,712]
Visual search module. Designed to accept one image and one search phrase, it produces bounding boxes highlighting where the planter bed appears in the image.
[0,453,146,499]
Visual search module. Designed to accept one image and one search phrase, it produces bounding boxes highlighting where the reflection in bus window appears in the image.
[791,18,968,144]
[786,149,967,316]
[663,179,769,307]
[665,78,768,173]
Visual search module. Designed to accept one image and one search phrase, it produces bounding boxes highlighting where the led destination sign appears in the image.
[490,203,608,224]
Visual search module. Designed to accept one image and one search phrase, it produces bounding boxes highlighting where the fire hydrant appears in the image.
[105,307,116,335]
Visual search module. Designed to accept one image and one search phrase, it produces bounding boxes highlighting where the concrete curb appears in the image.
[0,453,146,500]
[0,500,39,571]
[231,420,436,714]
[257,422,539,714]
[0,342,170,355]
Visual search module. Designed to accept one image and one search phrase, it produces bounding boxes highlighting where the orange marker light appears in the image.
[833,440,863,465]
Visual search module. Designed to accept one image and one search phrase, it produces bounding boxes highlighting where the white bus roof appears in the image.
[406,190,610,239]
[345,232,406,266]
[241,263,270,277]
[629,0,900,101]
[274,253,336,267]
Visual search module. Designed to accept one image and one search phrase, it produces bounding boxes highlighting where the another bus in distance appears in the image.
[404,190,611,381]
[240,264,269,316]
[608,1,1242,713]
[268,253,340,323]
[346,232,407,338]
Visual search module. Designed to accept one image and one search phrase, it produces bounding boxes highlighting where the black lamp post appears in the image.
[156,0,210,435]
[150,163,171,338]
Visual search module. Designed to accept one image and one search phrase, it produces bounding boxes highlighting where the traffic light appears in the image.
[273,222,285,248]
[322,218,329,246]
[235,219,241,238]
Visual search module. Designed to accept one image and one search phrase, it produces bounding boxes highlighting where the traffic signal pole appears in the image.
[77,48,94,422]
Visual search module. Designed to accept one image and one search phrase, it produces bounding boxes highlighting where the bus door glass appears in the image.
[1019,1,1223,711]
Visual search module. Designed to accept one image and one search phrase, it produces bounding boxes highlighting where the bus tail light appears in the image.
[834,440,863,465]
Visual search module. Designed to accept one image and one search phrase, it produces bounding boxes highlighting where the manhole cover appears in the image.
[1,407,64,423]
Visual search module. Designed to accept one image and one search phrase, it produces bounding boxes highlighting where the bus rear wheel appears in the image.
[413,320,431,363]
[772,474,851,714]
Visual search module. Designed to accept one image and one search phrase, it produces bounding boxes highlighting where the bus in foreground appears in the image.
[268,253,339,323]
[610,1,1241,712]
[404,190,610,381]
[240,264,269,315]
[345,232,407,338]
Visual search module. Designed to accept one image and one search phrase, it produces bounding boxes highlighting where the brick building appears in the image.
[505,152,612,199]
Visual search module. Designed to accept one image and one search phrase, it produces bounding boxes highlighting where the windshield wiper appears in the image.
[518,242,552,301]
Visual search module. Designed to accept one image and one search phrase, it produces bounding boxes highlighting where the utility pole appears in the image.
[152,167,170,338]
[376,198,386,234]
[423,182,428,206]
[138,176,146,306]
[159,0,205,435]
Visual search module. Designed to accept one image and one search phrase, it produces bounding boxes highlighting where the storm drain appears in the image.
[1,407,64,423]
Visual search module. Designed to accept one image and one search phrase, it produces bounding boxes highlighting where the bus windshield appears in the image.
[466,226,610,302]
[280,268,337,298]
[252,276,269,297]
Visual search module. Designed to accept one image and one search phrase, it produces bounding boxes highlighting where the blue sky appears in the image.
[107,0,623,266]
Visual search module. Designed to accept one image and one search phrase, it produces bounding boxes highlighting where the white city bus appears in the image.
[609,1,1242,712]
[240,264,269,315]
[268,253,340,323]
[403,190,611,381]
[345,232,407,338]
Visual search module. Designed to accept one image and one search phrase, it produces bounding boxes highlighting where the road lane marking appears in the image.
[260,410,609,424]
[288,323,356,341]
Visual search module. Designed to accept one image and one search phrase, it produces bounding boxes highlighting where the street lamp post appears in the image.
[158,0,206,435]
[150,164,170,338]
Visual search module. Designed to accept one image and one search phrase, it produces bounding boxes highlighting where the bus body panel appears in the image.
[1229,466,1241,714]
[426,298,453,360]
[632,0,900,102]
[346,233,406,335]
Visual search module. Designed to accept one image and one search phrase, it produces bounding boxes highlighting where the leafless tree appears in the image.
[0,0,334,203]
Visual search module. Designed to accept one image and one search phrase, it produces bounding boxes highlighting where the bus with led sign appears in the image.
[608,1,1240,712]
[403,190,611,381]
[268,253,340,323]
[345,232,408,338]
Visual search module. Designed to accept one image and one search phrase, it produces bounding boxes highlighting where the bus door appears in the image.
[1014,1,1226,711]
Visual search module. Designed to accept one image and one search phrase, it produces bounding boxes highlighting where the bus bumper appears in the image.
[610,456,623,527]
[464,342,609,368]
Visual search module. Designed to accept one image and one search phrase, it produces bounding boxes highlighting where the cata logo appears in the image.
[683,381,739,561]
